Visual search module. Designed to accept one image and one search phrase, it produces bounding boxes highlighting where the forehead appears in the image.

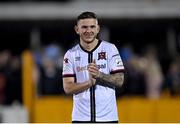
[77,18,98,26]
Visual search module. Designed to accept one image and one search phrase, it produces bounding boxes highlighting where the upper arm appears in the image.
[63,77,75,94]
[62,50,74,77]
[62,50,76,93]
[108,44,124,73]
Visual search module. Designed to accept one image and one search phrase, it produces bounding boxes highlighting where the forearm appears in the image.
[96,72,124,87]
[63,80,92,95]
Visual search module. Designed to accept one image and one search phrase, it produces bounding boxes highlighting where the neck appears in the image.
[80,39,98,51]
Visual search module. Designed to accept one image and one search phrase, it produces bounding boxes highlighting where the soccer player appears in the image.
[62,11,125,123]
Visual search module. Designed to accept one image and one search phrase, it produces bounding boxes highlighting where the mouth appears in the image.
[85,35,93,38]
[85,34,94,38]
[84,32,94,37]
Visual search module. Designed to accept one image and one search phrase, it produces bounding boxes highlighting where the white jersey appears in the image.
[62,40,124,122]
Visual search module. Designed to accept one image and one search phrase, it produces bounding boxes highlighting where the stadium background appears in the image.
[0,0,180,122]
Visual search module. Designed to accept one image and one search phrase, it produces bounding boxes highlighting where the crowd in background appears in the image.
[30,41,180,99]
[0,50,22,105]
[0,42,180,105]
[33,43,65,95]
[32,42,180,99]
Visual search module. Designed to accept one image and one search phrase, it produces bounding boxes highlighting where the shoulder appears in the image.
[101,40,117,48]
[63,44,79,59]
[66,44,79,53]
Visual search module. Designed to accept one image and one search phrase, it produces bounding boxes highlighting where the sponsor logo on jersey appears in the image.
[75,56,81,61]
[97,64,106,69]
[76,66,87,72]
[76,64,106,72]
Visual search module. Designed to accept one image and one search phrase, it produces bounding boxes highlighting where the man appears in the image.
[62,11,124,123]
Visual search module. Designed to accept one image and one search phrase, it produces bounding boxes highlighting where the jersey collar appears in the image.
[79,39,102,53]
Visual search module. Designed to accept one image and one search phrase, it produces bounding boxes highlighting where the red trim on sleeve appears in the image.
[63,74,75,77]
[110,69,125,74]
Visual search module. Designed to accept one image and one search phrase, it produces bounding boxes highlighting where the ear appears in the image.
[97,25,100,33]
[74,25,79,34]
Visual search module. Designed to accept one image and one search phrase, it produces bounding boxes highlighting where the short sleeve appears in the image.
[62,50,75,77]
[108,44,125,74]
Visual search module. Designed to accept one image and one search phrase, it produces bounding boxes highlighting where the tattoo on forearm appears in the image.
[97,72,124,87]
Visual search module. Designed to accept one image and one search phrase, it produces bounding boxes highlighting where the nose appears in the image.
[86,27,92,32]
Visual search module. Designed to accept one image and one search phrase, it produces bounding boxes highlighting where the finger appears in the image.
[88,63,96,67]
[88,68,99,76]
[89,71,97,77]
[88,65,99,71]
[92,59,96,64]
[88,67,97,73]
[88,63,99,69]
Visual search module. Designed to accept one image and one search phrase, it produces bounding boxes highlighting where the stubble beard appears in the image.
[82,34,97,44]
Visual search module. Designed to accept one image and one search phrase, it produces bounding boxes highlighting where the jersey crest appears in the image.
[98,52,106,60]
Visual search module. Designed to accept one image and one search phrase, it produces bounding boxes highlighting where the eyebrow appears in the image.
[81,25,96,28]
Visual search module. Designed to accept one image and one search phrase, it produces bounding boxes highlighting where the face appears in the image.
[75,18,100,44]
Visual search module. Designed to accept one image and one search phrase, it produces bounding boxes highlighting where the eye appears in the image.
[81,26,88,29]
[90,25,96,28]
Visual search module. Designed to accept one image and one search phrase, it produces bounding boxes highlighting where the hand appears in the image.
[88,59,100,79]
[90,77,96,86]
[88,70,96,86]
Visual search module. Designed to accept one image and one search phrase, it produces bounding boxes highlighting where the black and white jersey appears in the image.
[62,40,124,122]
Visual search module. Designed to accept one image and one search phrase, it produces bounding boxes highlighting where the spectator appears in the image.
[141,45,164,99]
[167,55,180,95]
[37,43,64,95]
[0,50,11,104]
[119,45,146,96]
[6,55,22,104]
[0,74,6,104]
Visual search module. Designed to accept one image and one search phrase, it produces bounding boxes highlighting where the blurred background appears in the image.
[0,0,180,123]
